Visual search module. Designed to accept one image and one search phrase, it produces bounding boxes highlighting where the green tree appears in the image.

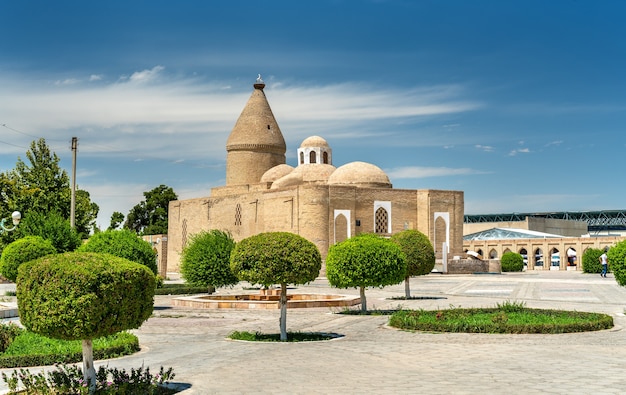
[582,248,604,274]
[0,236,56,282]
[17,252,155,392]
[108,211,125,230]
[390,230,435,298]
[16,210,82,253]
[501,252,524,272]
[124,185,177,235]
[607,243,626,286]
[181,230,238,293]
[0,138,99,241]
[230,232,321,341]
[78,229,157,275]
[326,233,406,312]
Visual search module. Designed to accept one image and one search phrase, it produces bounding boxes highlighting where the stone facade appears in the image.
[463,236,624,271]
[166,79,465,273]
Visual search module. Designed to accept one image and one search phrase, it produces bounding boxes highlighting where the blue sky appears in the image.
[1,0,625,229]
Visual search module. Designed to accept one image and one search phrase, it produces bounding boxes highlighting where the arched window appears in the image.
[235,204,242,226]
[299,152,304,164]
[489,249,498,259]
[323,151,329,164]
[375,207,388,234]
[309,151,317,164]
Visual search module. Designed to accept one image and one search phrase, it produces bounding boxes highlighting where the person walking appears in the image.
[599,251,609,277]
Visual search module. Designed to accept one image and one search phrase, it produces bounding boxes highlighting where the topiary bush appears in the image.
[500,252,524,272]
[390,230,435,298]
[326,233,406,312]
[582,248,604,274]
[17,251,155,388]
[608,242,626,286]
[180,230,238,293]
[17,211,82,253]
[230,232,321,341]
[0,236,57,282]
[78,229,157,275]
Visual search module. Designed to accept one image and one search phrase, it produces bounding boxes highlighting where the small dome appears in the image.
[328,161,392,188]
[260,164,294,183]
[300,135,329,148]
[271,164,336,189]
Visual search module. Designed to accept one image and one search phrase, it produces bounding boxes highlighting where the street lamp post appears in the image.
[0,211,21,234]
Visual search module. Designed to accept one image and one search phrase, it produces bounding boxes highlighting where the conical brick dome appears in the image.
[225,78,286,186]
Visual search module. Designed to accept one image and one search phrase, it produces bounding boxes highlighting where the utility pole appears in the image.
[70,137,78,229]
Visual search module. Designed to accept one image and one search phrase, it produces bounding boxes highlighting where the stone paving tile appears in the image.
[2,272,626,394]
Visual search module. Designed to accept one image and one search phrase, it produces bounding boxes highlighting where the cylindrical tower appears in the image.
[225,77,286,186]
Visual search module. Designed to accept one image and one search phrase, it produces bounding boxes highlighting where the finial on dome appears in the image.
[254,74,265,89]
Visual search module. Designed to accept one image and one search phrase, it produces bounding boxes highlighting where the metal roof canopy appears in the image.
[464,210,626,232]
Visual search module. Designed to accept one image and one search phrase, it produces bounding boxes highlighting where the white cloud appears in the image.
[508,147,530,156]
[128,65,165,83]
[475,144,494,152]
[386,166,486,179]
[89,74,103,82]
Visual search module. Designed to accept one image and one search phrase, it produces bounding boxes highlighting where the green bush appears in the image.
[326,233,406,311]
[17,252,155,341]
[0,324,23,354]
[78,229,157,274]
[181,230,238,292]
[582,248,604,274]
[390,230,435,298]
[0,236,57,282]
[501,252,524,272]
[608,241,626,286]
[17,211,82,253]
[230,232,321,288]
[231,232,321,341]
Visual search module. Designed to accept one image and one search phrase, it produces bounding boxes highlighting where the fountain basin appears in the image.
[172,292,360,309]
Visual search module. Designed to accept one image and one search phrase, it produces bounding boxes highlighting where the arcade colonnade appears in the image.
[463,236,625,270]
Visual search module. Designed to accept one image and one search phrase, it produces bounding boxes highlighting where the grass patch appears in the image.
[228,331,342,342]
[388,301,613,334]
[0,330,140,368]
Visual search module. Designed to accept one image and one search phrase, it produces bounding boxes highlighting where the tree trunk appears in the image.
[405,276,411,299]
[82,339,96,393]
[279,283,288,341]
[360,286,367,313]
[207,285,215,294]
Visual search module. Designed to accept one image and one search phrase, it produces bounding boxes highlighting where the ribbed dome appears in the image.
[260,164,294,183]
[300,135,329,148]
[328,161,392,188]
[271,164,336,189]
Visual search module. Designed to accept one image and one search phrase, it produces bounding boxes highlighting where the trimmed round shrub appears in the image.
[231,232,321,341]
[501,252,524,272]
[608,242,626,286]
[0,236,57,282]
[230,232,321,288]
[326,233,406,311]
[582,248,604,274]
[390,230,435,276]
[17,252,155,340]
[181,230,239,291]
[78,229,157,274]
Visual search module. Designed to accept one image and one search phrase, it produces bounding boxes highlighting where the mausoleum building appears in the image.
[167,78,465,273]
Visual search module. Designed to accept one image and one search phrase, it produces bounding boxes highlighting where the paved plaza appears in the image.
[2,270,626,394]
